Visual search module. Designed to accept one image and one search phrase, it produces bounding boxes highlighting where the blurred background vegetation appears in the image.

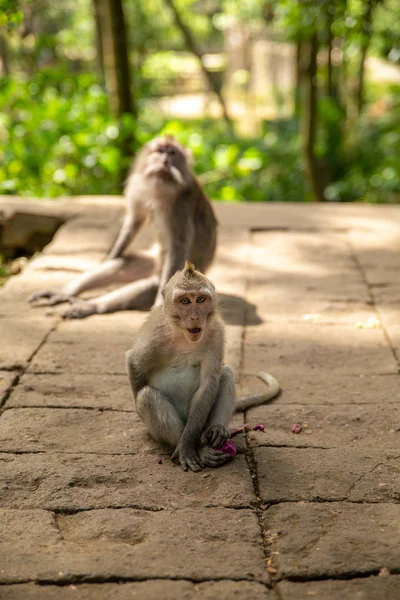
[0,0,399,203]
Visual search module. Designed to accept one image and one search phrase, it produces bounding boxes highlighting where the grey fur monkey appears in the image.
[29,135,217,319]
[126,262,280,472]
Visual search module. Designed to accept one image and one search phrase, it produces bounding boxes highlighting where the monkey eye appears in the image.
[196,296,206,303]
[167,147,176,156]
[180,297,191,304]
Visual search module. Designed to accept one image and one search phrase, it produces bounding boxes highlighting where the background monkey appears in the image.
[29,135,217,319]
[126,262,280,472]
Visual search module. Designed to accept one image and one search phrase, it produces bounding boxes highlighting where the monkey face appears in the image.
[171,290,214,343]
[141,136,190,185]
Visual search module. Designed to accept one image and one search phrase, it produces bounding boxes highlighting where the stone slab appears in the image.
[28,338,132,375]
[0,508,268,584]
[40,214,122,255]
[264,502,400,579]
[240,371,400,405]
[247,403,400,451]
[0,452,254,511]
[243,322,397,376]
[28,252,105,272]
[254,447,400,503]
[0,315,57,370]
[0,408,144,454]
[277,576,400,600]
[7,372,133,410]
[0,581,275,600]
[27,312,146,375]
[212,201,400,234]
[0,371,18,406]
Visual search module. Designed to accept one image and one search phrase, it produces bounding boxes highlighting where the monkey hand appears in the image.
[61,301,97,320]
[171,440,204,472]
[29,291,74,306]
[199,446,232,468]
[201,424,231,449]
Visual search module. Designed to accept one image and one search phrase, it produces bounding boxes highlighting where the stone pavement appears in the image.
[0,197,400,600]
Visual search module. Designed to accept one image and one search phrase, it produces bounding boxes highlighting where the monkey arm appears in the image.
[106,213,146,260]
[125,349,147,397]
[171,338,224,471]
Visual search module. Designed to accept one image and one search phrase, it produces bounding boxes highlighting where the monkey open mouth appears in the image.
[187,327,202,335]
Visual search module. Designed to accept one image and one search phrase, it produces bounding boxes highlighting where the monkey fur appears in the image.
[126,262,280,472]
[29,135,217,319]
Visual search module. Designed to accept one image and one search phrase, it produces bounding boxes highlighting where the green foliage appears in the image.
[0,70,135,197]
[325,90,400,202]
[154,117,304,201]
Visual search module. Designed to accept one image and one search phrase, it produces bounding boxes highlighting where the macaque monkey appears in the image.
[29,135,217,319]
[126,262,280,472]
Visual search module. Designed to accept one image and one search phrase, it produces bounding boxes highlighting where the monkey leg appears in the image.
[29,255,156,306]
[136,385,185,447]
[61,274,160,319]
[201,366,235,448]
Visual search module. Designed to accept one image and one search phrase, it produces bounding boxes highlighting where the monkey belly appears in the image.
[149,362,201,420]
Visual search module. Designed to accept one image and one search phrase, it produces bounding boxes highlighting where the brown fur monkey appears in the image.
[126,262,280,472]
[29,135,217,319]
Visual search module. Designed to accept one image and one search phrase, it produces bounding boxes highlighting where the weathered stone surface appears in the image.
[255,447,400,503]
[0,315,57,370]
[0,452,254,510]
[28,252,105,272]
[8,372,133,410]
[0,581,275,600]
[0,508,268,584]
[41,215,122,255]
[278,577,400,600]
[264,503,400,579]
[0,408,144,454]
[243,323,397,375]
[0,269,71,307]
[247,403,400,451]
[27,313,146,375]
[28,338,132,375]
[1,211,62,254]
[0,371,18,405]
[241,371,400,405]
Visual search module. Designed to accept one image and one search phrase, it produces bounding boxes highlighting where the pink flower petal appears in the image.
[252,423,265,432]
[291,423,302,434]
[220,439,237,456]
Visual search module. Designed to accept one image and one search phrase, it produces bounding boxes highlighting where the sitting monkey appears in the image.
[126,261,280,472]
[29,135,217,319]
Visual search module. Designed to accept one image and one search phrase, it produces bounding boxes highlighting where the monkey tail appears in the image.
[235,371,280,412]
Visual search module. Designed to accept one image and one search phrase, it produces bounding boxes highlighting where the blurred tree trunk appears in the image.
[92,0,134,119]
[356,0,375,116]
[92,1,105,87]
[326,10,334,98]
[92,0,135,184]
[299,33,326,202]
[294,39,303,117]
[163,0,234,135]
[0,32,10,77]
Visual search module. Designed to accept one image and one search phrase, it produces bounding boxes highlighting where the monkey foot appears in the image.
[29,291,74,306]
[171,445,204,472]
[61,302,97,320]
[201,424,231,449]
[199,446,232,468]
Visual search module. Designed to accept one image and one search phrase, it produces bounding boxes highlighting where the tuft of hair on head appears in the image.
[184,261,196,275]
